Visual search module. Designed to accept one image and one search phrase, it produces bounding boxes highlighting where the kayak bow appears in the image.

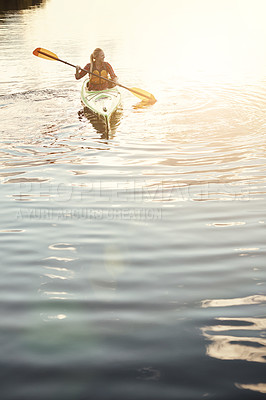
[81,79,121,131]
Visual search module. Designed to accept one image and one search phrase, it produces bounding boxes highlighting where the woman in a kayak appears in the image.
[75,48,118,91]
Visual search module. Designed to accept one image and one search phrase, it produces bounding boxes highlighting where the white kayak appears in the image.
[81,79,121,130]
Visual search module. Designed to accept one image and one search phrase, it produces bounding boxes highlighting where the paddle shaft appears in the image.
[37,49,151,100]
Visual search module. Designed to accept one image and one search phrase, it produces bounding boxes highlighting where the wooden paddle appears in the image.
[33,48,156,103]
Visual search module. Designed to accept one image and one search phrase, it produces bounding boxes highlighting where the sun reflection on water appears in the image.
[236,382,266,394]
[201,316,266,363]
[202,294,266,308]
[201,293,266,394]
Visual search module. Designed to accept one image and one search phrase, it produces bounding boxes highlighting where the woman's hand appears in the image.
[75,65,81,79]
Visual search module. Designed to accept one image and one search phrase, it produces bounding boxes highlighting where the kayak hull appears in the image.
[81,79,121,129]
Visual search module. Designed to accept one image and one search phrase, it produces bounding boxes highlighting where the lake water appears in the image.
[1,0,266,399]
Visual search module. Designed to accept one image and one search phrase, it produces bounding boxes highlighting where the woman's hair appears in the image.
[90,48,103,74]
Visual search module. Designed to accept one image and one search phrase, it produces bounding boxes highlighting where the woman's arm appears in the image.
[75,64,90,80]
[106,62,118,84]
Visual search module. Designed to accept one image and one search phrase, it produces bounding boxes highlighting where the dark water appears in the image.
[1,1,266,399]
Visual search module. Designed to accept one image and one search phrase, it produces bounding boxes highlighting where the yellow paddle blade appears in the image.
[33,48,58,61]
[129,87,157,103]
